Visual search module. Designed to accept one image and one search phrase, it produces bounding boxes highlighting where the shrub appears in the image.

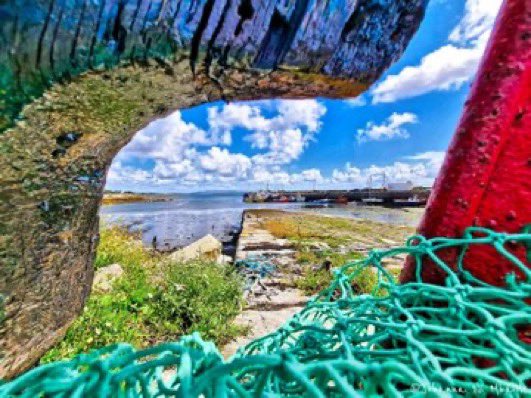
[296,268,332,295]
[295,251,365,295]
[345,266,400,297]
[94,226,155,270]
[151,261,245,345]
[42,227,244,363]
[296,252,399,297]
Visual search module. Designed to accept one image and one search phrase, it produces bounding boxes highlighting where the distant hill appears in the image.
[102,192,173,205]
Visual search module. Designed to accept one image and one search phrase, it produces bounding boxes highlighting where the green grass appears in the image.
[295,268,332,295]
[42,226,244,363]
[94,226,157,270]
[297,264,401,297]
[263,213,414,250]
[264,216,350,248]
[295,247,364,268]
[295,249,402,296]
[150,261,245,345]
[294,239,365,295]
[261,211,410,296]
[295,251,364,295]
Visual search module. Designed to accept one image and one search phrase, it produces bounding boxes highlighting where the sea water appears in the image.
[100,192,423,250]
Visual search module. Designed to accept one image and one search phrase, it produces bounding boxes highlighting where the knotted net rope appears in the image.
[235,257,276,298]
[1,227,530,397]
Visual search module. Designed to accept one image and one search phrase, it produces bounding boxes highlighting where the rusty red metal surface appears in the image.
[401,0,531,285]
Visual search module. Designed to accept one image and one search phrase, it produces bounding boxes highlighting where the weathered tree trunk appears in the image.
[0,0,427,377]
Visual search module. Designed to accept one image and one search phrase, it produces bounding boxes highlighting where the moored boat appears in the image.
[335,195,349,204]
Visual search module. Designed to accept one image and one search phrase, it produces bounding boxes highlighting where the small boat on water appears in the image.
[265,193,306,203]
[392,195,426,207]
[243,191,269,202]
[335,195,349,204]
[294,193,306,202]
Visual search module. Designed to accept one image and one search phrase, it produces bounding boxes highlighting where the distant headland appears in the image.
[102,191,174,205]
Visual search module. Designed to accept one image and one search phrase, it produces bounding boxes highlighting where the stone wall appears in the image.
[0,0,427,377]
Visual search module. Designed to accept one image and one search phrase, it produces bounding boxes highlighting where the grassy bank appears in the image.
[42,227,244,362]
[43,211,415,362]
[258,210,414,295]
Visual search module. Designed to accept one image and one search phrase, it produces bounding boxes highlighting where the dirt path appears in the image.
[222,211,308,358]
[221,209,418,358]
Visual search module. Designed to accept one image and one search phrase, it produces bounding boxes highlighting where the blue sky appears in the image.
[107,0,502,193]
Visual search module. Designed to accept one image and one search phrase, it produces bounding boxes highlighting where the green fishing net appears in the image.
[1,227,530,397]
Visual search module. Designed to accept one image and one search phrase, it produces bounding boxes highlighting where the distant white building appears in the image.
[387,181,413,191]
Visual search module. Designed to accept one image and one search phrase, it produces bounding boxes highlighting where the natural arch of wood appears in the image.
[0,0,427,377]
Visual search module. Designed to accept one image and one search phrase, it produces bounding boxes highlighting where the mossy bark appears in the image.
[0,0,427,377]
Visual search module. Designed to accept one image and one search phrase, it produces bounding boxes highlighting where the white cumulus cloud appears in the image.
[107,161,153,184]
[107,98,448,192]
[298,168,324,182]
[116,111,213,163]
[250,128,307,165]
[404,150,446,177]
[209,99,326,135]
[198,147,252,178]
[331,150,446,188]
[250,167,324,188]
[345,96,367,107]
[449,0,501,44]
[153,159,195,180]
[331,163,363,184]
[357,112,418,143]
[108,100,328,189]
[371,0,502,103]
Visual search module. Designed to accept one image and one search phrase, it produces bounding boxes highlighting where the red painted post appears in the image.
[400,0,531,285]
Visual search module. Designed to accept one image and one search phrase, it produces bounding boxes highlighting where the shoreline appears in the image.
[100,193,424,253]
[101,192,173,206]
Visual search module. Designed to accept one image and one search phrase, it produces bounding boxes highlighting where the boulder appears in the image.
[217,255,233,265]
[170,235,222,263]
[92,264,124,293]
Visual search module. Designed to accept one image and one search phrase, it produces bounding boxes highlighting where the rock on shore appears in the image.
[170,234,223,263]
[92,264,124,293]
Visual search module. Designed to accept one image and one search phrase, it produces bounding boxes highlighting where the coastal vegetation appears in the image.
[42,210,415,363]
[260,211,414,295]
[42,226,244,362]
[263,212,414,247]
